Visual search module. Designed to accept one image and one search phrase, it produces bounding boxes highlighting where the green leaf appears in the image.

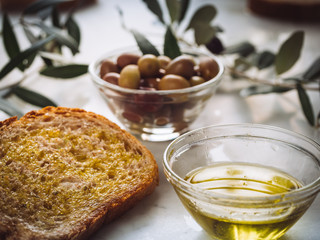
[51,6,60,28]
[23,26,38,43]
[0,98,23,118]
[23,26,53,66]
[223,41,255,57]
[302,57,320,81]
[2,13,25,71]
[166,0,180,23]
[65,15,81,46]
[178,0,190,23]
[164,26,181,59]
[131,30,160,56]
[240,85,292,97]
[0,35,55,80]
[40,64,88,78]
[11,86,57,108]
[275,31,304,75]
[37,6,53,20]
[252,51,275,70]
[142,0,165,24]
[36,22,79,54]
[23,0,71,15]
[296,83,315,126]
[187,5,217,30]
[194,24,217,45]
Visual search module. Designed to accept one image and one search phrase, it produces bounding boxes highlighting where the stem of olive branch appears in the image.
[176,37,319,91]
[227,67,319,91]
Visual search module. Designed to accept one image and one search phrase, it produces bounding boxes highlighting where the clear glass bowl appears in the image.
[89,46,224,142]
[163,124,320,240]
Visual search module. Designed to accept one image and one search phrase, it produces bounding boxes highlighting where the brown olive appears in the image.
[154,105,171,126]
[157,55,171,69]
[100,59,118,77]
[190,76,205,86]
[138,54,160,77]
[165,55,195,79]
[119,65,140,89]
[158,68,166,78]
[158,74,190,90]
[122,103,144,123]
[142,77,160,89]
[102,72,120,85]
[117,53,140,68]
[134,90,163,113]
[199,57,219,80]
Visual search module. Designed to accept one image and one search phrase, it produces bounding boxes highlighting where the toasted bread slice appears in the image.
[0,107,158,240]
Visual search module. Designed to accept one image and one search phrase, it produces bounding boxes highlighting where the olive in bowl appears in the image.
[89,46,224,141]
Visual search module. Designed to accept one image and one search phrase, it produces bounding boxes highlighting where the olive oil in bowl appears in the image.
[179,163,308,240]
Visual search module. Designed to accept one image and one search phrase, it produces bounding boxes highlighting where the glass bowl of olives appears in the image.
[89,46,224,141]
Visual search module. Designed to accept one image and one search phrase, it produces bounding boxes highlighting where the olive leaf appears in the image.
[302,56,320,81]
[11,86,57,108]
[65,15,81,46]
[23,0,71,15]
[166,0,180,23]
[240,85,292,97]
[178,0,190,23]
[0,99,23,118]
[223,41,255,57]
[131,30,160,56]
[51,7,61,28]
[36,6,52,20]
[40,64,88,78]
[164,26,181,59]
[296,83,315,126]
[186,5,217,30]
[35,22,79,54]
[2,13,26,71]
[0,35,55,80]
[275,31,304,75]
[142,0,164,24]
[252,51,275,70]
[23,26,53,67]
[193,24,217,45]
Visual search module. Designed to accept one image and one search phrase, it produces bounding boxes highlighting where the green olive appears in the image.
[157,55,171,69]
[117,53,140,68]
[119,65,140,89]
[190,76,205,86]
[158,74,190,90]
[102,72,120,85]
[199,57,219,80]
[165,55,195,79]
[100,59,118,77]
[138,54,160,77]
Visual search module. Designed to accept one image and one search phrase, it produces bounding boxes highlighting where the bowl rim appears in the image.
[163,123,320,206]
[88,45,224,95]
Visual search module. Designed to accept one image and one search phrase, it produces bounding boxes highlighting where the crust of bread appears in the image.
[0,107,159,240]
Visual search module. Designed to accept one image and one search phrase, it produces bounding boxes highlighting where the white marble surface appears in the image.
[0,0,320,239]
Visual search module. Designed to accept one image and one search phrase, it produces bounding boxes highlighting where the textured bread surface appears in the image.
[0,107,159,240]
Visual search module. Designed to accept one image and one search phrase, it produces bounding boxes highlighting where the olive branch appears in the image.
[119,0,320,128]
[0,0,88,117]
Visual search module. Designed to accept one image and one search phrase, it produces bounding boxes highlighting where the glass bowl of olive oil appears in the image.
[163,124,320,240]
